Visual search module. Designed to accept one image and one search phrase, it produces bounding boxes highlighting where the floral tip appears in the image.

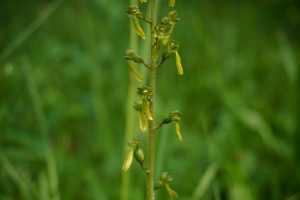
[175,51,183,75]
[139,112,148,132]
[168,0,175,7]
[127,61,143,82]
[140,0,147,2]
[165,184,178,199]
[132,17,146,39]
[175,122,182,141]
[142,98,153,120]
[122,149,134,171]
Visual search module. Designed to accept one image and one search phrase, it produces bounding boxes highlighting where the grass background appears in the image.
[0,0,299,199]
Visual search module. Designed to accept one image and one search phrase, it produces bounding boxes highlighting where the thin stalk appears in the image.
[147,0,156,200]
[121,0,139,199]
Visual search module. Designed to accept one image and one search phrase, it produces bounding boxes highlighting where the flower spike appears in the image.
[140,0,147,2]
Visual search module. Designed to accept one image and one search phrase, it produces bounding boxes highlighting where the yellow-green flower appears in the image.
[126,6,146,39]
[163,11,180,45]
[167,39,183,75]
[136,87,153,121]
[122,140,141,171]
[140,0,147,2]
[124,50,144,82]
[169,111,182,141]
[165,184,178,199]
[158,172,178,199]
[168,0,175,7]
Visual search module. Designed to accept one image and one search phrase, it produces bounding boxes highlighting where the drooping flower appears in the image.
[126,6,146,39]
[169,110,182,141]
[159,172,179,199]
[162,11,180,45]
[136,87,153,121]
[124,50,144,82]
[164,39,183,75]
[154,24,168,60]
[160,110,183,141]
[122,139,145,171]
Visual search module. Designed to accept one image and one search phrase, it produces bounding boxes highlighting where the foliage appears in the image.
[0,0,299,199]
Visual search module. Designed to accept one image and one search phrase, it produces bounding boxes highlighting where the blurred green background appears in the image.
[1,0,300,199]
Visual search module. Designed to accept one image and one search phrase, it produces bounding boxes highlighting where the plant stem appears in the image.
[147,0,156,200]
[121,0,139,199]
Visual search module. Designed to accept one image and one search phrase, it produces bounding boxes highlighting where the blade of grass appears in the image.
[121,1,139,199]
[191,161,221,200]
[0,151,34,200]
[0,0,65,64]
[22,56,60,200]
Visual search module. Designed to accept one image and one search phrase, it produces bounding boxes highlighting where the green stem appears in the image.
[147,0,156,200]
[121,0,139,199]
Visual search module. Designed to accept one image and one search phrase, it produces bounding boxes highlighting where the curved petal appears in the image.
[132,17,145,39]
[122,149,134,171]
[165,184,178,199]
[175,122,182,141]
[127,61,143,82]
[175,51,183,75]
[142,98,153,120]
[139,112,148,132]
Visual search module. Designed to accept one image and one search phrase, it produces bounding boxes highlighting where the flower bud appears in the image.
[154,181,163,190]
[132,55,144,63]
[168,11,180,24]
[134,148,145,165]
[160,171,173,184]
[169,110,181,122]
[136,86,152,100]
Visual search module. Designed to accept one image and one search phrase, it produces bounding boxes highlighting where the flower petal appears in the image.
[122,149,134,171]
[175,51,183,75]
[132,17,145,39]
[127,61,143,82]
[175,122,182,141]
[142,98,153,120]
[165,184,178,199]
[139,112,148,132]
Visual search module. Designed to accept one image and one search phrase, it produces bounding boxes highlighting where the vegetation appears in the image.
[0,0,299,200]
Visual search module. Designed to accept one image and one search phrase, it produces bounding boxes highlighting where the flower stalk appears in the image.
[122,1,184,199]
